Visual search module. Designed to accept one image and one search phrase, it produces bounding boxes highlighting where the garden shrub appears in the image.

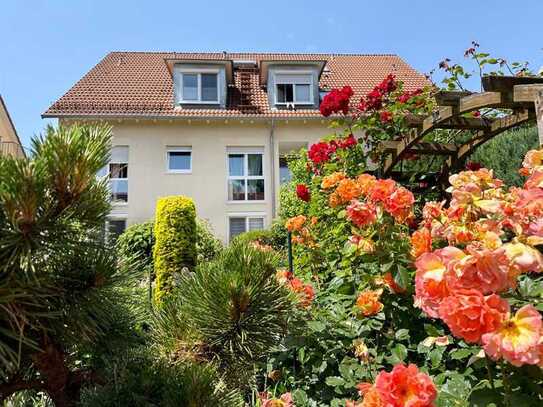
[80,348,242,407]
[195,218,224,262]
[152,241,297,389]
[153,196,197,305]
[116,220,155,271]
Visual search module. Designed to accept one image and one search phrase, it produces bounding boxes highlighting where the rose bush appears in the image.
[255,66,543,406]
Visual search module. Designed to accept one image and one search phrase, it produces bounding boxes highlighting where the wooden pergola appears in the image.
[378,76,543,181]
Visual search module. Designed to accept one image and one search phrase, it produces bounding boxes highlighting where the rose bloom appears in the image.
[347,200,377,228]
[285,215,306,232]
[369,179,397,203]
[375,364,437,407]
[335,178,363,203]
[379,110,393,123]
[296,184,311,202]
[259,392,294,407]
[349,234,376,254]
[482,304,542,366]
[451,246,510,294]
[275,269,293,285]
[414,247,466,318]
[525,170,543,189]
[353,338,370,362]
[502,242,543,274]
[438,289,509,344]
[308,141,333,164]
[288,277,315,308]
[359,385,384,407]
[522,148,543,173]
[329,192,342,208]
[357,174,377,196]
[321,171,346,189]
[384,186,415,222]
[356,289,384,317]
[411,228,432,259]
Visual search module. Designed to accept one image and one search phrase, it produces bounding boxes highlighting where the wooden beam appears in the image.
[381,140,457,156]
[458,92,502,113]
[434,91,473,106]
[514,84,543,103]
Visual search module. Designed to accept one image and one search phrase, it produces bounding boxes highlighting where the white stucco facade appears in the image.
[66,118,332,242]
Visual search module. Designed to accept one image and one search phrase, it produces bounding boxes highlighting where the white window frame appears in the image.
[179,69,220,104]
[108,146,128,206]
[274,70,314,106]
[227,212,266,242]
[227,150,265,203]
[166,146,192,174]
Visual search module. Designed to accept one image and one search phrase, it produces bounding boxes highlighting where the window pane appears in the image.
[279,157,292,184]
[247,179,264,200]
[183,74,198,100]
[296,84,311,103]
[169,151,191,171]
[107,219,126,241]
[228,179,246,201]
[229,217,246,241]
[201,73,218,101]
[248,154,262,176]
[248,217,264,231]
[110,163,128,179]
[111,179,128,202]
[277,84,293,103]
[228,154,244,176]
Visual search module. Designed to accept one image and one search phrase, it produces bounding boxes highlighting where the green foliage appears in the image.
[117,220,155,270]
[153,242,296,388]
[80,348,242,407]
[231,221,287,253]
[470,126,538,186]
[195,218,224,263]
[153,196,197,305]
[0,124,146,404]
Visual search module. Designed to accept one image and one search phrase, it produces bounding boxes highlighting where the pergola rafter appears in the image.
[379,76,543,178]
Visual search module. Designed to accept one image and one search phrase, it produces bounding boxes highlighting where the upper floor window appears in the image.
[167,146,192,173]
[180,71,219,103]
[98,146,128,203]
[228,151,264,201]
[274,72,313,105]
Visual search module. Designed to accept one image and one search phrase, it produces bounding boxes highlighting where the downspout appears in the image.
[269,118,277,218]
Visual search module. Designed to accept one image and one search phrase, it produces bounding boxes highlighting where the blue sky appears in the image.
[1,0,542,149]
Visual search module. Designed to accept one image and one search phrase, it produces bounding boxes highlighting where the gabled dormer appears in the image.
[260,60,326,110]
[165,58,234,109]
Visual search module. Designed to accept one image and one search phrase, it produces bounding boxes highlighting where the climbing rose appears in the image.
[384,186,415,221]
[438,289,509,344]
[340,133,358,148]
[285,215,306,232]
[357,174,377,196]
[482,304,542,366]
[374,364,437,407]
[296,184,310,202]
[308,142,334,165]
[336,179,363,203]
[369,179,397,203]
[320,86,354,116]
[356,289,383,317]
[321,171,346,189]
[347,200,377,228]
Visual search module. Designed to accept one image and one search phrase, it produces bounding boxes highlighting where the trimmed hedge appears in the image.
[153,196,197,305]
[116,220,154,271]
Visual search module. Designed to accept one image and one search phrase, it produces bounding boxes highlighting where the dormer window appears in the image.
[274,72,313,105]
[179,70,220,104]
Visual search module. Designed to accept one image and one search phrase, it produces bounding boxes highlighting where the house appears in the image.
[0,95,25,158]
[43,52,428,242]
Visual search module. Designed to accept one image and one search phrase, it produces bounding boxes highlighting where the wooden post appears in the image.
[536,89,543,147]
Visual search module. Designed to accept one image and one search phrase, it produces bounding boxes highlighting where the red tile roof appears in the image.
[43,52,429,119]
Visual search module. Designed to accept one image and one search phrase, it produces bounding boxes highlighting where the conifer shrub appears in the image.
[116,220,155,271]
[153,196,197,305]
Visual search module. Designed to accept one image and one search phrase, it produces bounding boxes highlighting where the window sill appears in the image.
[227,200,267,204]
[178,101,221,105]
[111,202,128,206]
[166,170,192,174]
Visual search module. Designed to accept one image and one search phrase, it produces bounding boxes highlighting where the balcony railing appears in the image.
[0,141,24,157]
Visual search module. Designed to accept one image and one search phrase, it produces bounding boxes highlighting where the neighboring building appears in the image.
[0,95,25,158]
[43,52,427,242]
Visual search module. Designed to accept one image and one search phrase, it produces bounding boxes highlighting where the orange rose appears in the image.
[438,289,509,344]
[357,174,377,196]
[410,228,432,258]
[383,272,406,294]
[356,289,384,317]
[285,215,306,232]
[321,171,346,189]
[375,364,437,407]
[335,178,363,204]
[369,179,396,203]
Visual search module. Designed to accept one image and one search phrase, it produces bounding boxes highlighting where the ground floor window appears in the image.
[228,215,264,242]
[106,218,127,241]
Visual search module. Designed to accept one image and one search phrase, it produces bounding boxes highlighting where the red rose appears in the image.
[319,86,353,117]
[339,134,357,149]
[296,184,311,202]
[308,142,333,164]
[379,110,393,123]
[466,161,483,171]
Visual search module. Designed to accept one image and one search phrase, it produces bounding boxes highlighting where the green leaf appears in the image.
[325,376,346,387]
[395,329,410,341]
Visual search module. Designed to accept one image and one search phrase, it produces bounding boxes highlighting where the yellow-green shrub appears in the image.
[153,196,196,305]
